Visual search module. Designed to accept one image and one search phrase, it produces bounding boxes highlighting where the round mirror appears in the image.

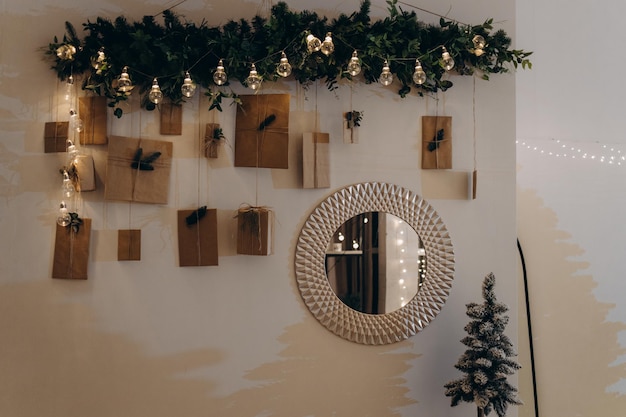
[295,182,454,345]
[325,212,427,314]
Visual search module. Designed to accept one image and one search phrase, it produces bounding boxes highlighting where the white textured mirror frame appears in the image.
[295,182,455,345]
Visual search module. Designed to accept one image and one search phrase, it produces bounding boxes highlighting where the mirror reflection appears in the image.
[325,212,427,314]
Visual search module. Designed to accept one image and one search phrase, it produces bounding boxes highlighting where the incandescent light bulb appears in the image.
[213,59,228,86]
[181,72,197,98]
[148,78,163,104]
[276,52,292,77]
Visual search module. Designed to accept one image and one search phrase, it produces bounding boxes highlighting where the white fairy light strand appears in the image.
[517,138,626,167]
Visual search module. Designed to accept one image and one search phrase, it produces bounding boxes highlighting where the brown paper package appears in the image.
[236,208,273,256]
[44,122,69,153]
[105,136,173,204]
[204,123,221,158]
[235,94,289,169]
[72,154,96,192]
[422,115,452,169]
[52,218,91,280]
[79,96,107,145]
[118,229,141,261]
[302,132,330,189]
[160,103,183,135]
[177,208,218,266]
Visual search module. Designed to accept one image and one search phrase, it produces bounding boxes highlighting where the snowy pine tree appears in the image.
[444,273,522,417]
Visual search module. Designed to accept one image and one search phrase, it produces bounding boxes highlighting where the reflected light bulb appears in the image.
[276,52,292,77]
[441,47,455,71]
[306,33,321,53]
[320,32,334,55]
[213,59,228,86]
[413,60,427,85]
[246,64,262,90]
[56,202,71,226]
[379,60,393,86]
[117,66,133,93]
[148,78,163,104]
[61,171,75,199]
[181,71,197,98]
[347,51,361,76]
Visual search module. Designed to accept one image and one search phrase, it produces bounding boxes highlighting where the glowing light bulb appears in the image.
[352,240,359,250]
[61,171,75,199]
[306,33,321,53]
[472,34,486,56]
[320,32,334,55]
[246,64,262,90]
[379,60,393,86]
[276,52,292,77]
[56,44,76,60]
[69,109,83,133]
[66,139,79,158]
[213,59,228,86]
[148,78,163,104]
[181,71,197,98]
[347,51,362,76]
[338,232,345,242]
[91,48,106,72]
[56,202,71,226]
[441,47,455,71]
[117,66,133,93]
[412,59,427,85]
[64,75,74,101]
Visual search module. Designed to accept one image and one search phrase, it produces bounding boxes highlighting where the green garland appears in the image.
[45,0,531,117]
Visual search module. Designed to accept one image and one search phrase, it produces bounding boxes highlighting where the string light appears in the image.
[347,50,362,76]
[117,66,133,93]
[61,170,75,199]
[320,32,334,56]
[379,60,393,86]
[441,47,455,71]
[517,139,626,167]
[91,47,106,71]
[213,59,228,85]
[472,35,486,56]
[413,59,427,85]
[148,78,163,104]
[56,201,71,226]
[246,63,262,90]
[180,71,197,97]
[64,75,74,102]
[66,139,79,159]
[276,52,292,77]
[306,33,321,53]
[69,109,83,133]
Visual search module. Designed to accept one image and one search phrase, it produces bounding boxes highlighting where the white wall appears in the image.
[0,1,520,416]
[516,0,626,416]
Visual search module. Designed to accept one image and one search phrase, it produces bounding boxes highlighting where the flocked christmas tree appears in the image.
[444,273,522,417]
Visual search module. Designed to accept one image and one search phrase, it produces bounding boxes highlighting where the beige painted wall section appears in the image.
[0,1,520,416]
[517,186,626,416]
